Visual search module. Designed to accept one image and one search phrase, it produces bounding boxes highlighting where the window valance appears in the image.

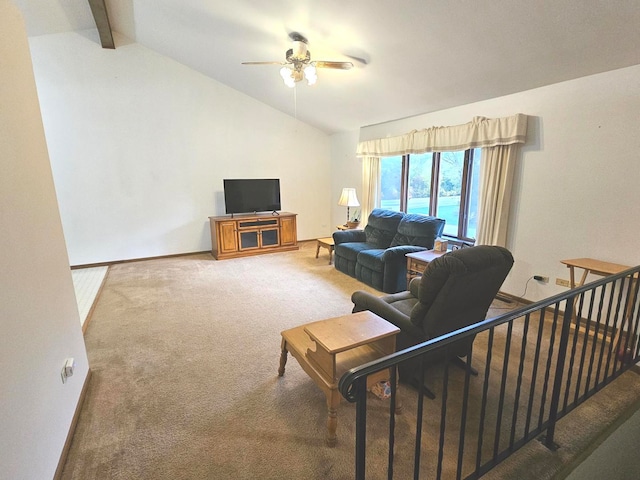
[356,113,527,157]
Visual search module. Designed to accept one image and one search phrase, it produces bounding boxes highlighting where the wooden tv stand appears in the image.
[209,212,298,260]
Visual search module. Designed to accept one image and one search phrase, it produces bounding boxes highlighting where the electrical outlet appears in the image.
[534,275,549,283]
[61,357,75,384]
[556,278,571,287]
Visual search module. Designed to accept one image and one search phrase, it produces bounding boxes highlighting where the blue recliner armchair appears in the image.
[333,209,445,293]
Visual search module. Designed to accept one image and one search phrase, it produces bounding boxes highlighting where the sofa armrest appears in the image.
[351,290,423,337]
[381,245,427,262]
[333,229,366,245]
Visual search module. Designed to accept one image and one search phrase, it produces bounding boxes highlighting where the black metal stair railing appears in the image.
[338,266,640,480]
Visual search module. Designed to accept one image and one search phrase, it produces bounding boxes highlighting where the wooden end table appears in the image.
[315,237,335,264]
[560,258,632,289]
[560,258,635,343]
[405,249,447,288]
[278,311,400,446]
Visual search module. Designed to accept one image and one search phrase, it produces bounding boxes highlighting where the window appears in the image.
[380,149,481,241]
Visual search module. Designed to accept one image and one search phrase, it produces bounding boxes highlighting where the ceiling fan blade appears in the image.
[241,61,286,66]
[314,61,354,70]
[344,54,369,66]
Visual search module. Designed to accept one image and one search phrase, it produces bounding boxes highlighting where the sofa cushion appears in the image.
[390,214,445,248]
[356,249,387,273]
[335,242,374,262]
[363,209,404,248]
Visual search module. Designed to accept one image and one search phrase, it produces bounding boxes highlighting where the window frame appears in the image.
[383,149,478,242]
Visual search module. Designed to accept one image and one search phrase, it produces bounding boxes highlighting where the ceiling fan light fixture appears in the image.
[279,66,296,88]
[304,65,317,85]
[244,33,353,88]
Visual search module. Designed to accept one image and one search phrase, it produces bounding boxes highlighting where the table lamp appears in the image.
[338,188,360,226]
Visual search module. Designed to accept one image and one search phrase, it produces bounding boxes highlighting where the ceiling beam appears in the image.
[88,0,115,49]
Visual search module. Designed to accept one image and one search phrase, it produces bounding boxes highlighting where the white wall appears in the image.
[28,30,332,265]
[332,64,640,302]
[0,2,89,479]
[330,131,362,230]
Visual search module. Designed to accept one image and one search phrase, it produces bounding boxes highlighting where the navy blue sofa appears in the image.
[333,209,445,293]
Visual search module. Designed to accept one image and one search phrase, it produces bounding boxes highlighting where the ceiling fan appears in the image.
[242,32,354,87]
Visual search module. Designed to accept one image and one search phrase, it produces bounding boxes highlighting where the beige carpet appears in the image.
[61,243,640,479]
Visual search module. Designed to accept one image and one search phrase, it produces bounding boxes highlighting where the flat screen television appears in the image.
[223,178,281,215]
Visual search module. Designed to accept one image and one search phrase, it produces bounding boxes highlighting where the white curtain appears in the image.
[476,144,520,246]
[360,156,380,227]
[356,114,528,244]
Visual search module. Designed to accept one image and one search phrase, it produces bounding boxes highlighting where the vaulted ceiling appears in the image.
[13,0,640,134]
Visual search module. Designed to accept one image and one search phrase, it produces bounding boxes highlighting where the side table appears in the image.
[560,258,632,289]
[405,249,447,288]
[315,237,335,264]
[279,311,400,446]
[560,258,635,342]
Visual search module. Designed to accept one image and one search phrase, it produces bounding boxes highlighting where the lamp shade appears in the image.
[338,188,360,207]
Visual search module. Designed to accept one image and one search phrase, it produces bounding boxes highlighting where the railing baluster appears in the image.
[524,309,545,438]
[609,275,640,376]
[493,321,513,459]
[436,360,450,480]
[626,275,640,359]
[576,291,602,411]
[563,291,594,412]
[475,327,495,474]
[601,282,620,385]
[509,314,530,449]
[588,285,609,394]
[456,345,474,480]
[620,276,636,360]
[611,278,628,378]
[388,366,397,480]
[543,296,573,449]
[538,303,561,430]
[355,376,368,480]
[414,356,427,480]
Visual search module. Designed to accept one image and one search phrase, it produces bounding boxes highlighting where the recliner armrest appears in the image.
[333,229,366,245]
[409,277,421,297]
[351,290,424,337]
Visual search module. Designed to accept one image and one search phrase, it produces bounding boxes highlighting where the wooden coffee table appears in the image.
[278,311,400,446]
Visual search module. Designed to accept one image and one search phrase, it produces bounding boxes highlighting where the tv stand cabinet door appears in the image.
[259,227,280,248]
[238,229,260,251]
[217,220,238,255]
[280,215,297,247]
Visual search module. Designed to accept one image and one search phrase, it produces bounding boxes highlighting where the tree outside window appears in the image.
[380,155,403,212]
[380,149,480,241]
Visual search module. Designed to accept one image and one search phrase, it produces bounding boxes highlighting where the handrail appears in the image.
[339,266,638,401]
[337,265,640,480]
